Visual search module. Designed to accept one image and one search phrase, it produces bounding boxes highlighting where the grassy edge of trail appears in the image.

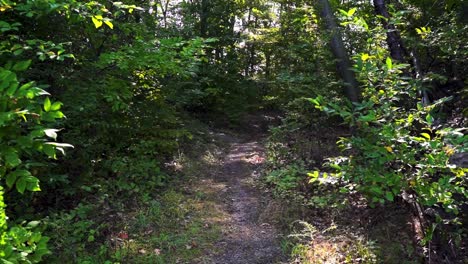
[45,120,236,263]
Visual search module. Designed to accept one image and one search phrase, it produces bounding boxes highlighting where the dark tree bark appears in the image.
[373,0,407,62]
[317,0,360,102]
[200,0,208,37]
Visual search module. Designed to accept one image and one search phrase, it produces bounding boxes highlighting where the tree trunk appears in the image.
[373,0,407,62]
[200,0,208,37]
[317,0,360,102]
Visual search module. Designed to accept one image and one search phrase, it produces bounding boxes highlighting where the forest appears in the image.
[0,0,467,263]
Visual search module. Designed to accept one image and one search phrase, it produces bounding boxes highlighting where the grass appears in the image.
[43,119,233,264]
[105,126,231,263]
[109,190,223,263]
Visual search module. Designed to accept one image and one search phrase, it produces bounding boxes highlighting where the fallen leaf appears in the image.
[118,232,128,240]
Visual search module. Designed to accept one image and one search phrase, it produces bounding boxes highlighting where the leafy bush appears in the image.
[310,46,467,244]
[0,24,71,264]
[266,163,306,194]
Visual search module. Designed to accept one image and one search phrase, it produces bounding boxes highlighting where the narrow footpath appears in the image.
[202,115,285,264]
[210,138,284,263]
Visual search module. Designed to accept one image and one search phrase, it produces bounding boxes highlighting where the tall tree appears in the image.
[373,0,407,63]
[317,0,360,102]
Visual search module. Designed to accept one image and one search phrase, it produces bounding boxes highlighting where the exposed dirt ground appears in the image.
[193,114,286,263]
[209,138,285,263]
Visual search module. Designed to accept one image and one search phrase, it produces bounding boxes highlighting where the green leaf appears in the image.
[426,114,434,125]
[386,57,393,70]
[92,16,103,28]
[358,111,376,122]
[5,150,21,167]
[27,221,41,229]
[26,87,50,99]
[347,8,357,16]
[6,82,19,96]
[44,97,51,112]
[407,114,414,123]
[16,176,26,193]
[104,20,114,29]
[26,176,40,192]
[50,102,63,111]
[385,191,394,201]
[17,81,35,94]
[12,60,31,71]
[6,172,18,188]
[361,53,370,61]
[421,133,431,140]
[42,144,56,158]
[339,9,348,17]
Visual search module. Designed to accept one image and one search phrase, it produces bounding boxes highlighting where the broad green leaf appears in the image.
[6,172,18,188]
[92,16,103,28]
[104,20,114,29]
[27,87,50,99]
[6,82,19,95]
[407,114,414,123]
[16,176,26,193]
[5,150,21,167]
[42,144,56,158]
[338,9,348,17]
[348,8,357,16]
[386,57,393,70]
[44,97,51,112]
[426,114,434,125]
[385,191,394,201]
[26,176,40,192]
[421,133,431,140]
[17,81,35,94]
[50,101,62,111]
[12,60,31,71]
[358,111,376,122]
[370,186,383,194]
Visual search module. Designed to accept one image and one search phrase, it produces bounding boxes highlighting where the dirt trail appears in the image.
[208,116,285,264]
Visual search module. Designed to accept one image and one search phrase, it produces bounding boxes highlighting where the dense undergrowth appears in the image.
[1,0,467,263]
[44,119,229,263]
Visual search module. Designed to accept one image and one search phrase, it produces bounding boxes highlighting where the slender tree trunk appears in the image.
[373,0,407,62]
[200,0,208,37]
[317,0,360,102]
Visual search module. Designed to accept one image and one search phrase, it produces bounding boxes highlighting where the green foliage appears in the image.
[45,203,110,263]
[0,3,75,259]
[311,27,467,245]
[1,0,467,262]
[266,163,306,194]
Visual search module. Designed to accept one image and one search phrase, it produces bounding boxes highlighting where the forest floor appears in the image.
[208,124,286,263]
[186,113,287,263]
[117,113,425,263]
